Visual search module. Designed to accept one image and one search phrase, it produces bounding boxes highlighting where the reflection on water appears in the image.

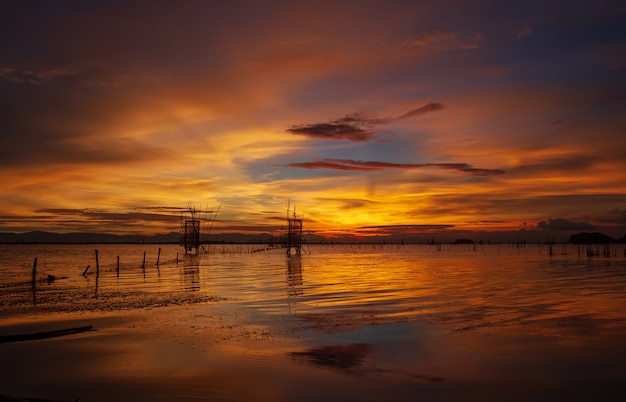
[286,255,303,297]
[182,267,200,291]
[286,255,304,313]
[182,254,201,292]
[31,277,36,308]
[2,244,626,402]
[290,340,447,383]
[2,243,626,330]
[291,343,371,374]
[94,265,99,297]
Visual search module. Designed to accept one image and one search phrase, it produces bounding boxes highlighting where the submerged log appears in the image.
[0,393,79,401]
[0,325,94,344]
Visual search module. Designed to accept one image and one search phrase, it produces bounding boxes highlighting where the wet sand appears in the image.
[2,299,626,402]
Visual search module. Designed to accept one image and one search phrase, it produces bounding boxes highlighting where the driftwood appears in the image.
[0,393,79,401]
[0,326,94,344]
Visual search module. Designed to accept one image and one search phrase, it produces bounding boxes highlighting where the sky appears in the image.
[1,0,626,241]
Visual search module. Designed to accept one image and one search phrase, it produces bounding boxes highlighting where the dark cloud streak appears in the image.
[599,208,626,225]
[360,224,454,230]
[35,208,181,224]
[286,123,375,142]
[283,158,505,176]
[398,102,444,119]
[0,64,80,85]
[536,218,597,232]
[287,102,444,142]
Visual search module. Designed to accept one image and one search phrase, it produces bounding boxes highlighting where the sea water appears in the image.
[2,242,626,328]
[2,243,626,401]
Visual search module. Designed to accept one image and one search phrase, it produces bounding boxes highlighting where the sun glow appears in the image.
[1,2,625,241]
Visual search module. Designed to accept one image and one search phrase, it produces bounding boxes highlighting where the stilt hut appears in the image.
[181,217,201,254]
[180,204,220,255]
[286,208,303,255]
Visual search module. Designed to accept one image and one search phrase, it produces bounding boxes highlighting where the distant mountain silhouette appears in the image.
[3,230,625,245]
[568,232,616,244]
[0,231,327,244]
[453,238,475,244]
[0,231,180,244]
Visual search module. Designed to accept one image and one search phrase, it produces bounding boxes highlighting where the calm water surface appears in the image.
[2,243,626,326]
[1,243,626,401]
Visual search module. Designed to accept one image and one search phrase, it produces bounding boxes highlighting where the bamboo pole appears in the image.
[31,257,37,287]
[94,249,100,296]
[156,248,161,275]
[95,249,99,276]
[32,257,37,306]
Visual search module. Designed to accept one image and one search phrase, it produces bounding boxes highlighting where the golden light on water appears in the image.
[3,243,626,401]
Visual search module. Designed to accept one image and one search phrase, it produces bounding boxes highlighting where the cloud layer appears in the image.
[0,1,625,240]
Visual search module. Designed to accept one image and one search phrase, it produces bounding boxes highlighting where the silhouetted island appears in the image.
[568,232,616,244]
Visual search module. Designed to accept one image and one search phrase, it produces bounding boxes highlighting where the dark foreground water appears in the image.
[1,243,626,401]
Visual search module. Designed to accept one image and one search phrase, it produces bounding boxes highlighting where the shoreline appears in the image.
[2,301,626,401]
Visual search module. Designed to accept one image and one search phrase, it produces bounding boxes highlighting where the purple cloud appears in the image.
[286,123,375,142]
[282,158,505,176]
[287,103,444,142]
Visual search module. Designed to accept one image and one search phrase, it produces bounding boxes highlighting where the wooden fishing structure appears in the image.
[285,203,303,255]
[180,203,220,254]
[181,216,201,254]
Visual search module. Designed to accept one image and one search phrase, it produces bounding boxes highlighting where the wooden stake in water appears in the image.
[156,247,161,275]
[95,249,100,296]
[116,256,120,277]
[32,257,37,287]
[95,249,99,275]
[32,257,37,306]
[142,251,146,271]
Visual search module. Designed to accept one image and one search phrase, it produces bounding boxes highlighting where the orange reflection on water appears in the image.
[2,244,626,401]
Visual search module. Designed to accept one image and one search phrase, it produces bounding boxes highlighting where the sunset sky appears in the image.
[1,0,626,241]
